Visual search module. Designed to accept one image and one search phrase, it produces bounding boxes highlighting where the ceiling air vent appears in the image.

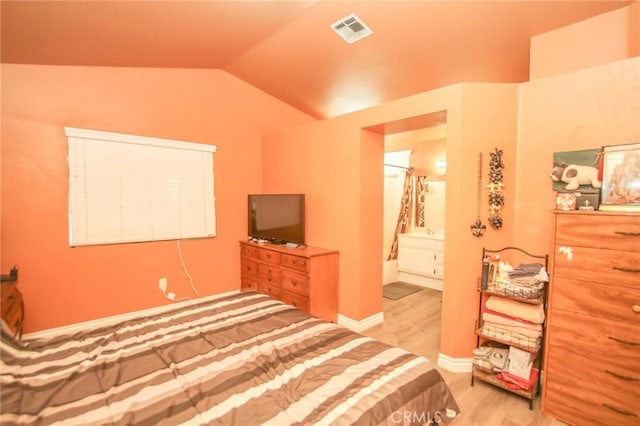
[331,13,373,44]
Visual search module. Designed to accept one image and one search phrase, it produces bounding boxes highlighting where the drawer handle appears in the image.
[291,280,298,286]
[608,336,640,346]
[612,266,640,274]
[266,254,271,259]
[602,403,638,417]
[614,231,640,237]
[633,305,640,313]
[605,369,640,382]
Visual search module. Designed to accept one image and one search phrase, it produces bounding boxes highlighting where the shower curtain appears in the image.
[386,167,414,261]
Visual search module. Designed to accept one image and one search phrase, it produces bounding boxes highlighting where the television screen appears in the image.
[248,194,305,245]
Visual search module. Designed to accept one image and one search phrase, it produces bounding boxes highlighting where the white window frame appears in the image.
[66,127,217,246]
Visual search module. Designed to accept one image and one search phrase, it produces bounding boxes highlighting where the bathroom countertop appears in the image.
[398,230,444,241]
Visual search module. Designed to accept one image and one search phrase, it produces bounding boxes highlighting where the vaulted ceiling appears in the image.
[2,1,633,119]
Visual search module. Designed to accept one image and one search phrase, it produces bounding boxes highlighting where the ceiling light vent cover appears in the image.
[331,13,373,44]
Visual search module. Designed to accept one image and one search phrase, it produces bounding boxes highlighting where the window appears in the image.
[66,127,217,246]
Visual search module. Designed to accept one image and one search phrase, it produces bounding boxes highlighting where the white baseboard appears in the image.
[437,353,473,373]
[24,290,240,340]
[337,311,384,332]
[396,271,443,291]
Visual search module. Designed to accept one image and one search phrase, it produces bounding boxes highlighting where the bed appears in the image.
[1,291,459,425]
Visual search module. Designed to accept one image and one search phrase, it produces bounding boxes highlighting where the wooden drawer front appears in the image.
[282,254,309,273]
[555,214,640,251]
[259,249,281,265]
[258,263,281,282]
[281,271,310,297]
[547,310,640,375]
[553,245,640,287]
[551,277,640,324]
[258,283,282,299]
[241,259,259,277]
[241,244,260,259]
[281,291,309,312]
[241,277,259,292]
[544,368,639,426]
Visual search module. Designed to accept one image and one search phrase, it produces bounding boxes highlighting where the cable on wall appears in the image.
[177,239,201,296]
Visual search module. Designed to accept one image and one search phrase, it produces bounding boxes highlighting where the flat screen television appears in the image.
[248,194,305,245]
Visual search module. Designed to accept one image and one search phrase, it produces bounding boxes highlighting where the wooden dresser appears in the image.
[239,241,338,322]
[542,211,640,425]
[1,281,24,338]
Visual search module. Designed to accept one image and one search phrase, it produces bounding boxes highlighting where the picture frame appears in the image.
[599,143,640,212]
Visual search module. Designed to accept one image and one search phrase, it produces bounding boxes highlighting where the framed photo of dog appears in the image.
[552,148,602,211]
[598,143,640,212]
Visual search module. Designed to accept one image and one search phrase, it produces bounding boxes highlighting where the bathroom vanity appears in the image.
[397,231,444,291]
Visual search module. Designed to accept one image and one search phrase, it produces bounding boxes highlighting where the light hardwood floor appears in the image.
[361,287,568,426]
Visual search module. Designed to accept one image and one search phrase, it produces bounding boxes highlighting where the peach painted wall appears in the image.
[515,1,640,256]
[263,84,520,357]
[1,64,314,333]
[530,1,639,80]
[515,58,640,256]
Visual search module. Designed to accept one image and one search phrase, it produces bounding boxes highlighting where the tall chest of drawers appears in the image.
[542,211,640,426]
[239,241,339,322]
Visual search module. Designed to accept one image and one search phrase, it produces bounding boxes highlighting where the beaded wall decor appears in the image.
[470,152,487,237]
[487,148,505,229]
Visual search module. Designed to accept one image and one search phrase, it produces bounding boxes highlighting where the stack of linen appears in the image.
[487,262,548,302]
[472,345,509,373]
[481,295,545,351]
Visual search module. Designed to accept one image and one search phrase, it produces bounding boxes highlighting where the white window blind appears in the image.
[66,127,217,246]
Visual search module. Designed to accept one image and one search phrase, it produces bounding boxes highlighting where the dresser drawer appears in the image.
[241,276,259,292]
[281,270,310,297]
[259,249,281,265]
[555,213,640,251]
[553,245,640,287]
[551,277,640,324]
[546,309,640,375]
[545,311,640,426]
[241,244,261,259]
[282,254,309,273]
[258,263,281,282]
[544,369,639,426]
[240,259,259,277]
[258,283,282,299]
[281,291,309,312]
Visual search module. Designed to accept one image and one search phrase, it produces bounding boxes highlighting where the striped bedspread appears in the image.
[1,292,459,425]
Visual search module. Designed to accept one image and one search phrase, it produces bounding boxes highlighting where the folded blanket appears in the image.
[482,312,542,339]
[482,306,538,325]
[485,296,545,324]
[481,323,540,350]
[497,369,540,391]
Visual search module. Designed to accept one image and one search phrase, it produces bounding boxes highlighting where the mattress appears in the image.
[1,292,459,425]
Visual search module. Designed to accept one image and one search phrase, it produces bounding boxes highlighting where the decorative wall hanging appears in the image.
[487,148,504,229]
[470,152,486,237]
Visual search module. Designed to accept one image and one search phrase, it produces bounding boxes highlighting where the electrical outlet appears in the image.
[159,278,167,293]
[167,292,176,300]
